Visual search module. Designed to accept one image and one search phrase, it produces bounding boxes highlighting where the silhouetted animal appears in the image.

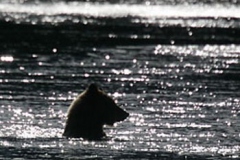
[63,84,129,140]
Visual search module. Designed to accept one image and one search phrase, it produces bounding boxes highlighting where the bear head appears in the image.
[63,83,129,140]
[87,84,129,125]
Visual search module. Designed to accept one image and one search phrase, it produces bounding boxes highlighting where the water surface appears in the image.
[0,0,240,159]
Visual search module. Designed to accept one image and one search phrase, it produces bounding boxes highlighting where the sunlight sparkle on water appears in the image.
[112,92,125,98]
[129,113,145,126]
[112,69,132,75]
[105,55,110,60]
[0,56,14,62]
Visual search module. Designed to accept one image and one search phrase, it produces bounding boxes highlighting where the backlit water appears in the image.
[0,0,240,159]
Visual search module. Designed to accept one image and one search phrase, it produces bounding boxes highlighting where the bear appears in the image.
[63,83,129,140]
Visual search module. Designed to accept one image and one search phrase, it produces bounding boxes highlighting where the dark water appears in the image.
[0,0,240,159]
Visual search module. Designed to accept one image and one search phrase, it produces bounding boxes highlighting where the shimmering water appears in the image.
[0,0,240,159]
[1,45,239,159]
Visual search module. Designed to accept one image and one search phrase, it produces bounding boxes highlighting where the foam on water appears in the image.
[0,2,240,18]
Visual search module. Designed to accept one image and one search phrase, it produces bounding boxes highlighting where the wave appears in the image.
[1,2,240,48]
[0,2,240,18]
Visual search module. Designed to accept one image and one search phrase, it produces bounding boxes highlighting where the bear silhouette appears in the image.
[63,84,129,140]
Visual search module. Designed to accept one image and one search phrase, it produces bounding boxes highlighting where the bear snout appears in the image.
[105,107,129,126]
[118,108,129,121]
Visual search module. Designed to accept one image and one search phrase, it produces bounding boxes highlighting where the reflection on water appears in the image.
[0,45,239,159]
[1,0,240,158]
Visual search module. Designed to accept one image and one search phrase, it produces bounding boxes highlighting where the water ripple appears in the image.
[0,45,239,159]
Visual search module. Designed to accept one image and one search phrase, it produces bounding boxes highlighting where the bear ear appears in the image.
[87,83,99,93]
